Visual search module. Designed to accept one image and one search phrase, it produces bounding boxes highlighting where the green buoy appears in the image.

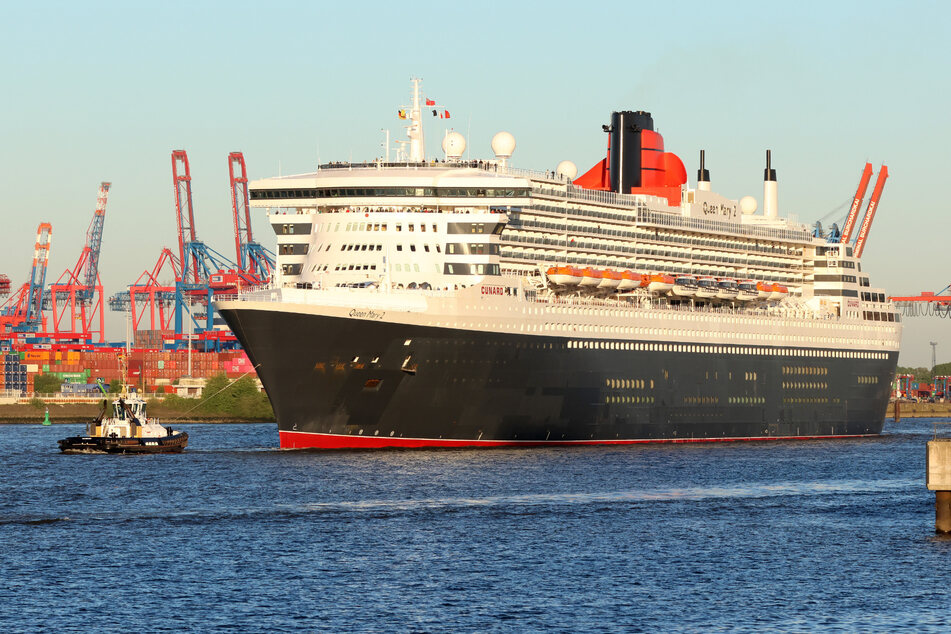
[42,408,51,426]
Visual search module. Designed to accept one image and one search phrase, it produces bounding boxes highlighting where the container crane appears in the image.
[108,247,181,332]
[171,150,235,338]
[852,165,888,259]
[229,152,274,285]
[892,284,951,318]
[45,182,111,343]
[839,163,873,245]
[0,223,53,335]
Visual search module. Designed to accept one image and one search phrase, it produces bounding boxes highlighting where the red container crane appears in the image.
[853,165,888,259]
[839,163,873,245]
[46,182,111,343]
[229,152,274,285]
[0,223,53,336]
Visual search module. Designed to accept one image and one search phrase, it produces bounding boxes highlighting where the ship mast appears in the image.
[407,78,425,162]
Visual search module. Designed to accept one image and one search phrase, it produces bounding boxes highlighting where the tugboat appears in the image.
[58,393,188,454]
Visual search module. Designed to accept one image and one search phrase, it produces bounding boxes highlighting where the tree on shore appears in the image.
[198,373,273,419]
[897,363,951,382]
[33,374,62,394]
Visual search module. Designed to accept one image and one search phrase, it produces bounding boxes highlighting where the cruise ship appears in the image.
[215,80,900,449]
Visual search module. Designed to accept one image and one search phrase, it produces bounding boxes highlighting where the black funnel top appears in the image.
[764,149,776,182]
[608,110,654,194]
[698,149,710,183]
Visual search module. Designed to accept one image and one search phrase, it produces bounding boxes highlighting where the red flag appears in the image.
[440,110,450,119]
[425,98,436,106]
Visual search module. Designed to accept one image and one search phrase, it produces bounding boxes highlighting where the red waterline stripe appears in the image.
[278,430,877,450]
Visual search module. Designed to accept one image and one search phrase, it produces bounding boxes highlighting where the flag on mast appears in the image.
[398,109,407,119]
[440,110,450,119]
[425,98,436,106]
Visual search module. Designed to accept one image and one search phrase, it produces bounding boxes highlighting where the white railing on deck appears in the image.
[219,285,842,324]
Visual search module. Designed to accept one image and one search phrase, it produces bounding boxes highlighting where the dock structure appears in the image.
[926,438,951,533]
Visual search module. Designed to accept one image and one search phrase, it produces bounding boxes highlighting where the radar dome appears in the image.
[556,160,578,180]
[491,131,516,159]
[740,196,758,215]
[442,131,466,159]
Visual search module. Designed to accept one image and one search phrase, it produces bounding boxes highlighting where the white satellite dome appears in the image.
[740,195,758,215]
[556,160,578,180]
[442,131,466,159]
[491,131,516,159]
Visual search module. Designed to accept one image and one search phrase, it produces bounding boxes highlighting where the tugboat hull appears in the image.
[58,431,189,454]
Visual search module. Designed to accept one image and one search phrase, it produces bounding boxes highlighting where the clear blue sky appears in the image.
[1,0,948,366]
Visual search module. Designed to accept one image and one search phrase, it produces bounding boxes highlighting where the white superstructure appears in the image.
[235,80,899,357]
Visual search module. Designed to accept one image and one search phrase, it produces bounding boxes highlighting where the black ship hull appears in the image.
[219,307,897,449]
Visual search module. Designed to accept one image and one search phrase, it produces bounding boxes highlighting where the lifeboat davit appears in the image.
[579,268,603,287]
[647,273,674,293]
[598,269,622,290]
[756,281,772,299]
[769,283,789,301]
[547,265,582,286]
[617,270,642,291]
[672,275,698,297]
[736,279,759,301]
[716,278,739,300]
[695,276,718,298]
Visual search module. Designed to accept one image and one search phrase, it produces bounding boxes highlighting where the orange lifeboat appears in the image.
[756,281,772,299]
[546,265,582,286]
[617,270,642,291]
[769,283,788,301]
[598,269,622,289]
[579,268,603,287]
[647,273,674,293]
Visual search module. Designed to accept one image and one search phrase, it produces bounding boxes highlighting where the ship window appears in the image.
[421,224,427,232]
[410,245,417,252]
[396,224,402,232]
[361,245,368,251]
[414,264,420,272]
[409,224,415,232]
[396,245,403,251]
[432,224,438,232]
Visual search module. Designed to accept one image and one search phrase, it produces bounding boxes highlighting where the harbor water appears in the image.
[2,419,948,631]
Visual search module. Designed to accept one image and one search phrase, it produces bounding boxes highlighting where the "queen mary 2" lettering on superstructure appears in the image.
[349,309,385,320]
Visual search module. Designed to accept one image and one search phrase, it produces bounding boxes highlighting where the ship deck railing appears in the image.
[220,286,838,323]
